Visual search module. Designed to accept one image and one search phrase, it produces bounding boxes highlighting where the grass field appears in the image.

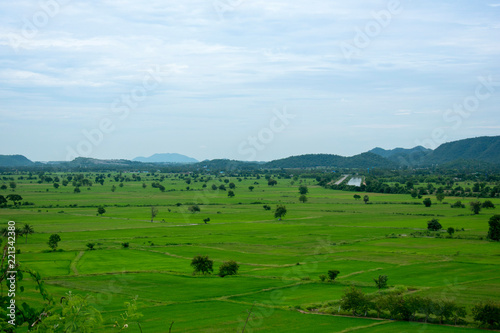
[1,173,499,332]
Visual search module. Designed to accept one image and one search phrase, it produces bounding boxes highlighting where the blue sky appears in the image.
[0,0,499,162]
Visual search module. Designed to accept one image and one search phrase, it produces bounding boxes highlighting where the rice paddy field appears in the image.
[1,172,499,332]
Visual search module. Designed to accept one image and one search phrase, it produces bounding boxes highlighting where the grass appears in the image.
[3,173,499,332]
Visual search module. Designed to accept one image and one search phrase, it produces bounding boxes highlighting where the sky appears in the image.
[0,0,499,162]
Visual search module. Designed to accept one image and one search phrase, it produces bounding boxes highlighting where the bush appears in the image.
[423,198,432,207]
[218,260,239,277]
[472,301,500,329]
[188,205,201,213]
[319,274,327,282]
[122,242,129,248]
[427,218,442,231]
[327,270,340,281]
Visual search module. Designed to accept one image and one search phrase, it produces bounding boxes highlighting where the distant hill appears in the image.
[369,146,432,167]
[264,152,396,169]
[0,155,34,167]
[424,136,500,166]
[133,153,198,164]
[67,157,144,167]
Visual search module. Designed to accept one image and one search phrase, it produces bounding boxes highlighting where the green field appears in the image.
[1,173,499,332]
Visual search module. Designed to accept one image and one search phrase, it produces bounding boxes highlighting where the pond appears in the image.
[347,177,363,187]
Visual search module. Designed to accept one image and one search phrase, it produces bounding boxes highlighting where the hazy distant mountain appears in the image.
[0,155,34,166]
[369,146,432,166]
[264,152,396,169]
[425,136,500,165]
[133,153,198,164]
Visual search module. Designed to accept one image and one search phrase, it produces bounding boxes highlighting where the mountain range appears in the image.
[1,136,499,170]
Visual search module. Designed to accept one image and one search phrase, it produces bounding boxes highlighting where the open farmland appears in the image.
[2,172,499,332]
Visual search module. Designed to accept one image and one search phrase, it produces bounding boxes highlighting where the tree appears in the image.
[188,205,201,213]
[151,206,158,222]
[327,270,340,281]
[97,206,106,216]
[142,183,147,189]
[74,187,81,193]
[268,179,277,186]
[298,185,308,195]
[487,215,500,241]
[53,183,60,189]
[482,200,495,209]
[373,275,388,289]
[0,195,7,207]
[218,184,226,191]
[203,218,210,224]
[211,184,218,191]
[191,255,213,274]
[48,234,61,251]
[22,223,34,244]
[427,218,442,231]
[218,260,239,277]
[0,184,6,190]
[447,227,455,236]
[229,182,236,189]
[472,301,500,329]
[9,181,16,190]
[353,194,361,200]
[451,200,465,208]
[299,195,308,203]
[470,201,482,214]
[363,195,369,204]
[6,194,22,206]
[228,190,235,198]
[340,286,370,316]
[436,192,445,203]
[86,243,95,250]
[274,205,287,220]
[423,198,432,207]
[248,186,255,192]
[263,205,271,211]
[111,185,116,192]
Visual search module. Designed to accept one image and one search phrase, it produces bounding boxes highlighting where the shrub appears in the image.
[319,274,327,282]
[191,255,213,275]
[218,260,239,277]
[122,242,130,248]
[427,218,442,231]
[327,270,340,281]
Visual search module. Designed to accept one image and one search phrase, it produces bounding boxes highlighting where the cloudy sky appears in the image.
[1,0,499,162]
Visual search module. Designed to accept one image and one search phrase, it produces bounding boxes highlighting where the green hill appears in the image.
[425,136,500,166]
[264,152,396,169]
[0,154,34,166]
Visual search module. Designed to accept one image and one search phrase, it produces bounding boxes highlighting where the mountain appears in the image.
[425,136,500,165]
[264,152,396,169]
[369,146,432,167]
[0,154,34,167]
[133,153,198,164]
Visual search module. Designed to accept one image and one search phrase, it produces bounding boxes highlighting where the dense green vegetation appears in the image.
[0,170,499,332]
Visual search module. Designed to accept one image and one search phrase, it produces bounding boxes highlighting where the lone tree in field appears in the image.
[203,218,210,224]
[22,223,34,244]
[228,190,235,198]
[97,206,106,216]
[436,192,445,203]
[188,205,201,213]
[299,195,308,203]
[6,194,23,206]
[218,260,239,277]
[427,218,442,231]
[298,185,308,195]
[470,201,482,215]
[423,198,432,207]
[327,270,340,281]
[373,275,388,289]
[248,186,255,192]
[268,179,278,186]
[447,227,455,236]
[150,206,158,222]
[487,215,500,241]
[363,195,369,204]
[191,255,213,275]
[274,205,287,220]
[482,200,495,209]
[353,194,361,200]
[48,234,61,251]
